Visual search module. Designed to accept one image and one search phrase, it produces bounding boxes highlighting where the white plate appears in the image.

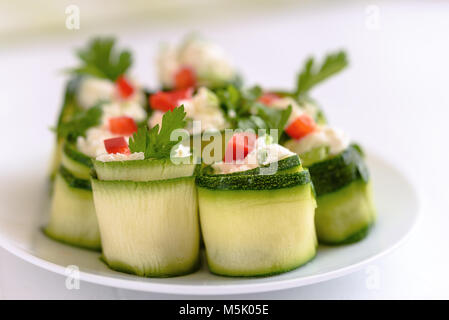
[0,152,418,295]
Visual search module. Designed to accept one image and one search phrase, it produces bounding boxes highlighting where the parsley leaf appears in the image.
[128,125,148,154]
[56,105,103,142]
[70,37,132,81]
[129,106,187,159]
[216,85,264,128]
[216,84,292,136]
[255,104,292,134]
[295,51,348,96]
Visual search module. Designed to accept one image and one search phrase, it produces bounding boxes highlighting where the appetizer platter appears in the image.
[0,35,419,294]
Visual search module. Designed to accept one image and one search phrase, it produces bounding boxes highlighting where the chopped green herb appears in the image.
[295,51,348,96]
[56,105,103,142]
[129,106,187,159]
[216,84,291,136]
[69,37,132,81]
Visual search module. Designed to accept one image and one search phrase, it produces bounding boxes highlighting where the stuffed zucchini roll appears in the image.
[50,37,148,181]
[46,38,149,250]
[91,106,200,277]
[198,133,317,277]
[45,144,101,250]
[284,125,376,244]
[157,34,240,90]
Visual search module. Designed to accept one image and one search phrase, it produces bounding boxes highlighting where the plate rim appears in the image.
[0,152,421,295]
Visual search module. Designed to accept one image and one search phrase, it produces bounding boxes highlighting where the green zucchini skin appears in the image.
[59,166,91,191]
[307,145,369,196]
[61,143,92,180]
[49,77,83,181]
[45,170,101,251]
[197,160,317,277]
[92,157,198,182]
[63,143,93,169]
[196,170,312,191]
[201,155,302,176]
[198,180,317,277]
[305,145,375,245]
[91,176,200,277]
[315,180,376,245]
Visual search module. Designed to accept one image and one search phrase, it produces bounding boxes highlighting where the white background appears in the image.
[0,0,448,299]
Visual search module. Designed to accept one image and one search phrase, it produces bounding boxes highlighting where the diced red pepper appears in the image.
[104,137,130,154]
[171,87,194,101]
[258,92,281,105]
[174,67,196,89]
[224,132,257,163]
[149,88,193,112]
[285,114,317,140]
[116,75,135,99]
[108,116,138,135]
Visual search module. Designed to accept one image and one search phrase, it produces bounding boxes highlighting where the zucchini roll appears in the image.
[91,106,200,277]
[91,159,199,277]
[285,127,376,244]
[307,145,375,244]
[45,144,101,250]
[197,134,317,277]
[157,34,240,90]
[46,38,148,250]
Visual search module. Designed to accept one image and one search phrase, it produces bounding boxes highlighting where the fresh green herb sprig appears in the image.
[56,105,103,142]
[216,85,291,136]
[69,37,132,81]
[129,105,187,159]
[295,50,348,97]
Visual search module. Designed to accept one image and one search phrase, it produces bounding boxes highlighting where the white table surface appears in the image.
[0,0,448,299]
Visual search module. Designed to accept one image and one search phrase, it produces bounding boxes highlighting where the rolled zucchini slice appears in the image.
[197,169,317,277]
[91,160,200,277]
[61,143,92,180]
[202,154,302,176]
[307,145,376,244]
[44,167,101,250]
[92,157,197,182]
[49,77,82,181]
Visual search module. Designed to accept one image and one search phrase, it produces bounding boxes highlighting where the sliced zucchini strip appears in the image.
[61,143,92,180]
[91,176,199,277]
[307,145,369,196]
[92,158,198,182]
[201,155,302,176]
[197,170,317,277]
[315,180,375,244]
[45,168,101,251]
[307,145,375,244]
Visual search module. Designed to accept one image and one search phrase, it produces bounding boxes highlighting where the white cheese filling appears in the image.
[286,126,350,156]
[75,76,147,158]
[77,77,146,110]
[76,127,129,158]
[157,36,235,88]
[212,135,295,174]
[148,87,228,132]
[96,152,145,162]
[268,96,317,126]
[101,100,147,125]
[77,77,115,109]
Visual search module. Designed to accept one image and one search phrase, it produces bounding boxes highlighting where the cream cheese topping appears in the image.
[96,152,145,162]
[101,100,147,125]
[269,96,317,125]
[77,77,115,109]
[76,127,128,158]
[77,77,146,110]
[157,36,235,88]
[148,87,228,132]
[212,135,295,174]
[286,126,350,155]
